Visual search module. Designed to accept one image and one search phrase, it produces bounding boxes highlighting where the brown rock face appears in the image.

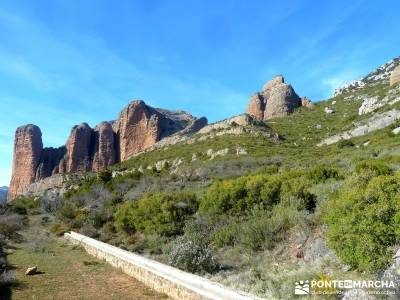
[390,65,400,86]
[92,122,116,172]
[35,147,66,179]
[8,125,43,201]
[246,75,311,120]
[246,93,265,121]
[65,123,94,173]
[264,83,301,119]
[8,100,207,200]
[118,100,162,161]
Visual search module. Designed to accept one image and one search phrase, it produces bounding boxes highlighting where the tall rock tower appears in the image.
[8,125,43,201]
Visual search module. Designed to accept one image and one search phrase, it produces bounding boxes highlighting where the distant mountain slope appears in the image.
[0,186,8,204]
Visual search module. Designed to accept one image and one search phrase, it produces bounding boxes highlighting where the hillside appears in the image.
[3,56,400,299]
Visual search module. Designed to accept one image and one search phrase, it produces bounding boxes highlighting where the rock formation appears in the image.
[246,93,265,120]
[92,122,116,172]
[390,65,400,86]
[8,125,43,201]
[246,76,311,120]
[118,100,162,161]
[8,100,207,201]
[65,123,94,173]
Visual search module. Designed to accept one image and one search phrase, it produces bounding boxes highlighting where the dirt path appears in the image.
[5,216,168,300]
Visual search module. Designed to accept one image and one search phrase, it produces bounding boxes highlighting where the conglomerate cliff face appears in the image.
[8,100,207,201]
[8,125,43,201]
[117,100,162,161]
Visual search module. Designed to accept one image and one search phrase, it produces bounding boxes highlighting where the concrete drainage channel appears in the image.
[64,231,264,300]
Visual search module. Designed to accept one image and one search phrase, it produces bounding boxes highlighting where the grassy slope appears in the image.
[6,215,167,300]
[123,80,400,170]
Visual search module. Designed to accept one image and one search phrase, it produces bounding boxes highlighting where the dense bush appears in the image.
[169,219,218,273]
[0,213,24,287]
[306,165,342,184]
[355,159,393,177]
[199,174,276,216]
[9,196,40,215]
[199,169,319,217]
[325,174,400,272]
[115,192,199,236]
[213,205,304,251]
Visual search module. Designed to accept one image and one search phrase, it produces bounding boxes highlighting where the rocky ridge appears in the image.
[318,109,400,146]
[8,100,207,201]
[334,57,400,97]
[136,114,280,154]
[246,75,313,120]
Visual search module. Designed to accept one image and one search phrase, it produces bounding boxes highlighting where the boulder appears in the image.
[25,266,37,275]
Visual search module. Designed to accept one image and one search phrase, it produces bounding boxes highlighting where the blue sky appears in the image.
[0,0,399,186]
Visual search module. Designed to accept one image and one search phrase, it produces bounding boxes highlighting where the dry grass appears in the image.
[5,215,168,300]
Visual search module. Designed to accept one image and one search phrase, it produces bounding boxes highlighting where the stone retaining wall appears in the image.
[64,231,263,300]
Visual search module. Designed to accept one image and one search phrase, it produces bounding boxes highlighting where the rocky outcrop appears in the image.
[8,100,207,200]
[8,125,43,201]
[35,146,66,179]
[246,76,310,120]
[65,123,94,173]
[301,97,314,109]
[390,65,400,86]
[118,100,162,161]
[318,109,400,146]
[246,93,265,120]
[263,82,302,119]
[92,122,116,172]
[334,57,400,97]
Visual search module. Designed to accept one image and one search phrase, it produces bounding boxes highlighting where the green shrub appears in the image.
[355,159,393,177]
[114,192,198,236]
[325,174,400,272]
[50,223,69,236]
[199,174,280,216]
[9,196,39,215]
[213,220,240,248]
[199,170,317,217]
[98,170,112,183]
[57,203,77,220]
[214,205,304,251]
[280,177,316,212]
[169,219,218,273]
[307,165,342,183]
